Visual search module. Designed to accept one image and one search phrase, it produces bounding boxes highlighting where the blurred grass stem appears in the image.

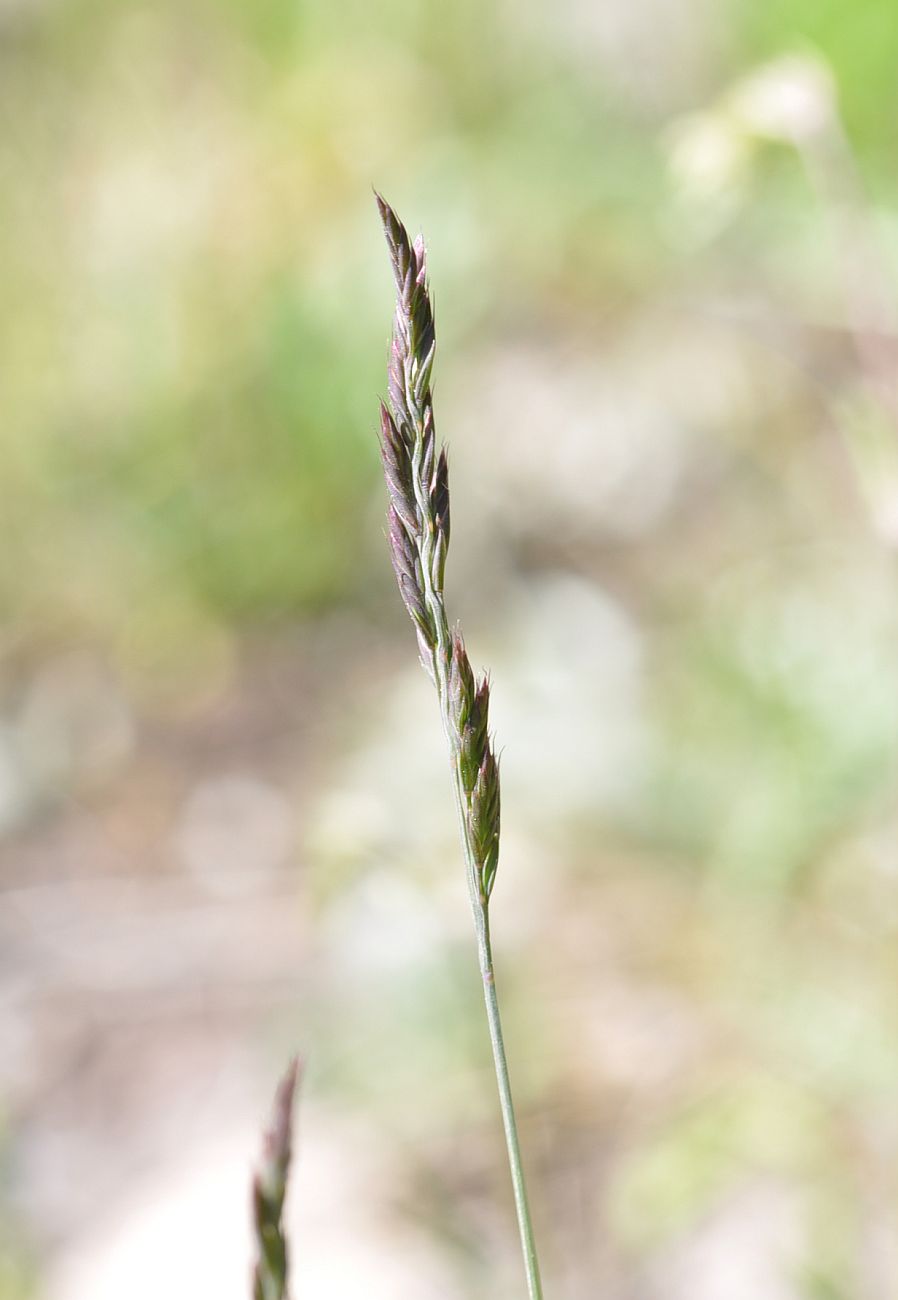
[252,1058,300,1300]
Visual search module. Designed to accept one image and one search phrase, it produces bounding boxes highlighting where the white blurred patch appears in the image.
[46,1103,456,1300]
[322,868,448,980]
[666,112,750,232]
[666,52,838,237]
[174,775,294,897]
[453,342,686,542]
[448,311,760,552]
[508,0,723,113]
[308,668,449,871]
[729,54,835,145]
[643,1179,803,1300]
[490,575,646,819]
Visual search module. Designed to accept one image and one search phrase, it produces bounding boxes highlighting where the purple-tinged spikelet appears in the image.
[376,194,499,901]
[379,403,417,534]
[459,678,491,793]
[251,1058,300,1300]
[471,749,501,900]
[376,194,449,629]
[448,633,476,733]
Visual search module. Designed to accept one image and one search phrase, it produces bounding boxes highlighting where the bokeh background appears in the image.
[3,1,898,1296]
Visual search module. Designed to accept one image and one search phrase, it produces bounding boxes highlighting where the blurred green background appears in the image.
[3,1,898,1297]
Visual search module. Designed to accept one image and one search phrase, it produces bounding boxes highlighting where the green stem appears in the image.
[425,632,544,1299]
[406,322,544,1300]
[426,646,544,1297]
[474,906,544,1300]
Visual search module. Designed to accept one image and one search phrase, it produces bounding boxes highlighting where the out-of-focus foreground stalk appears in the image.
[251,1058,300,1300]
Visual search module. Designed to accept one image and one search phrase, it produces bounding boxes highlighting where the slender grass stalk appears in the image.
[251,1057,301,1300]
[375,194,544,1300]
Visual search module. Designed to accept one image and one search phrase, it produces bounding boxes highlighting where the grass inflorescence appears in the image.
[375,194,544,1300]
[251,1058,300,1300]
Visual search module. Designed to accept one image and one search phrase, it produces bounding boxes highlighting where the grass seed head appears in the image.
[375,194,500,902]
[251,1057,300,1300]
[376,195,449,623]
[375,195,541,1296]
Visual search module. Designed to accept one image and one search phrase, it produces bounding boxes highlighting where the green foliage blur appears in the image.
[4,1,898,1296]
[1,0,888,664]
